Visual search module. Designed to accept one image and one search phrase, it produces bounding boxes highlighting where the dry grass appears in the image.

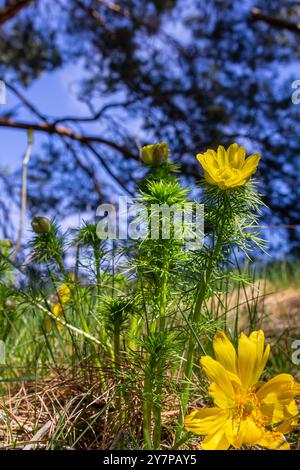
[0,367,117,449]
[1,283,300,450]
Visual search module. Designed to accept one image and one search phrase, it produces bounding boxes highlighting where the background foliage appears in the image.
[1,0,300,252]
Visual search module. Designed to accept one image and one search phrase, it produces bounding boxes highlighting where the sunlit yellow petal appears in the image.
[257,374,300,403]
[237,332,258,390]
[204,171,218,186]
[262,399,299,434]
[51,302,64,331]
[58,284,71,303]
[242,418,264,446]
[196,144,260,189]
[257,431,290,450]
[186,328,298,450]
[249,330,270,384]
[241,153,260,178]
[274,400,299,434]
[184,408,229,435]
[201,427,231,450]
[227,143,239,163]
[213,331,237,374]
[217,145,227,168]
[208,382,233,409]
[233,146,246,168]
[52,302,62,317]
[200,356,236,403]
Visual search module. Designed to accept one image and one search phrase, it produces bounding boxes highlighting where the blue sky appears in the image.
[0,64,93,171]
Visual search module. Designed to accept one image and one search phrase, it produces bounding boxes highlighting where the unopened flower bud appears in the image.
[0,239,13,249]
[31,216,51,234]
[5,299,16,309]
[140,142,169,166]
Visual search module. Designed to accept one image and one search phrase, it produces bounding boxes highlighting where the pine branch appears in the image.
[0,0,33,26]
[252,7,300,34]
[0,116,136,160]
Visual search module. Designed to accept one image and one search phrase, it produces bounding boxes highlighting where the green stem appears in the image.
[174,215,227,447]
[73,280,106,389]
[128,314,138,351]
[143,368,153,449]
[159,267,168,332]
[150,264,169,449]
[55,255,68,278]
[113,325,120,370]
[114,322,122,409]
[93,245,114,361]
[153,403,162,449]
[56,259,106,387]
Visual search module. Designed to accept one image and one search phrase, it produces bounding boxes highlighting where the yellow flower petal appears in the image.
[262,399,299,434]
[213,331,237,374]
[227,143,239,163]
[196,144,260,189]
[208,382,233,409]
[249,330,270,384]
[200,356,236,403]
[223,417,263,448]
[204,171,218,186]
[237,332,258,390]
[241,153,260,178]
[275,400,299,434]
[201,427,231,450]
[52,302,62,317]
[242,418,264,446]
[237,330,269,390]
[257,431,290,450]
[257,374,300,403]
[234,146,246,168]
[217,145,227,168]
[51,302,64,331]
[184,408,229,435]
[57,284,71,303]
[186,329,298,450]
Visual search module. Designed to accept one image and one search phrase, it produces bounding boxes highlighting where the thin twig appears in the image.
[12,129,33,261]
[28,297,101,345]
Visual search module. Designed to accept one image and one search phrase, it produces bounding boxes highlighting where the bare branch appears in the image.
[0,0,33,26]
[52,98,139,125]
[0,117,137,160]
[6,82,48,122]
[252,7,300,34]
[84,141,134,196]
[61,137,104,199]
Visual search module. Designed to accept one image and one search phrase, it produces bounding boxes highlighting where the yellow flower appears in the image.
[196,143,260,189]
[184,330,300,450]
[45,281,72,332]
[140,142,169,166]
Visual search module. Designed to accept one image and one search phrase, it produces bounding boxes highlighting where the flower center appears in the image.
[243,401,254,416]
[234,393,260,420]
[218,168,239,180]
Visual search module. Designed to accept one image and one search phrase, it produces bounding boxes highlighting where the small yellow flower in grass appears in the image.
[196,143,260,189]
[45,277,73,332]
[184,330,300,450]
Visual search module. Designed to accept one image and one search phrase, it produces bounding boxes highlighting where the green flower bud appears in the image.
[5,299,16,309]
[140,142,169,166]
[0,239,13,249]
[31,216,51,234]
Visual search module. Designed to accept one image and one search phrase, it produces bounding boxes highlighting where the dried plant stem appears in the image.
[13,129,33,261]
